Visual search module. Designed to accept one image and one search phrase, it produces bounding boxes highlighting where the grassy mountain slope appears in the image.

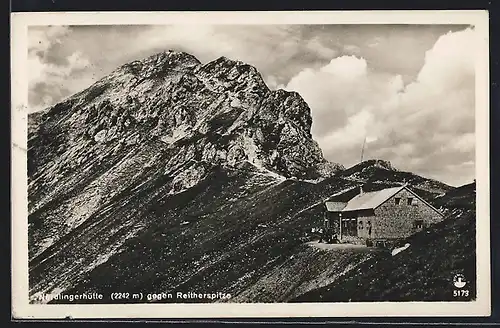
[42,166,359,303]
[40,164,467,304]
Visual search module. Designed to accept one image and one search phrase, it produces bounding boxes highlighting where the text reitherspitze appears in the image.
[34,291,232,302]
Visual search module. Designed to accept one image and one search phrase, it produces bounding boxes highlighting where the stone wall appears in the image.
[373,188,443,239]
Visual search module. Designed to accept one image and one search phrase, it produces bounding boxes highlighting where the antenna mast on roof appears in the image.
[360,135,367,163]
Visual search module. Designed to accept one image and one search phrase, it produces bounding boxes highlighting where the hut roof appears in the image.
[325,201,347,212]
[340,186,405,212]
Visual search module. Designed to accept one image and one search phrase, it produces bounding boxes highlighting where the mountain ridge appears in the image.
[28,50,343,183]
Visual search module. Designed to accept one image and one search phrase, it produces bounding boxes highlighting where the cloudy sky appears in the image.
[28,24,477,186]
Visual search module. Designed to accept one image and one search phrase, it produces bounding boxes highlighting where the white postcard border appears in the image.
[11,10,491,319]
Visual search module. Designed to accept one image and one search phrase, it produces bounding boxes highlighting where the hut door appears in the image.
[342,216,357,236]
[366,220,372,238]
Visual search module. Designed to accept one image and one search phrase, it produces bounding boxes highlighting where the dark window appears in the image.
[407,198,413,205]
[414,219,424,229]
[358,221,364,229]
[395,197,401,205]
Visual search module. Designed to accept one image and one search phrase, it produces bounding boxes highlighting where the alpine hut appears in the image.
[324,184,444,246]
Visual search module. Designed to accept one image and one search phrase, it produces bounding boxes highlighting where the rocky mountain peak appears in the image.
[196,56,270,97]
[364,159,397,171]
[29,51,343,203]
[120,50,201,75]
[338,159,397,178]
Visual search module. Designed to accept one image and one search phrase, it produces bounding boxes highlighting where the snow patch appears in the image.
[294,199,326,217]
[94,129,107,142]
[245,160,286,181]
[301,177,325,184]
[242,135,260,164]
[39,237,55,252]
[160,124,190,144]
[168,164,206,194]
[230,97,242,108]
[237,136,286,182]
[391,243,410,256]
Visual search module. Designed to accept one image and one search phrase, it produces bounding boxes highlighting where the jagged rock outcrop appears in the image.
[29,51,341,200]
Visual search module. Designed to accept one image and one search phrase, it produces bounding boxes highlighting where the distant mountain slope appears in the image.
[434,181,476,212]
[336,159,453,201]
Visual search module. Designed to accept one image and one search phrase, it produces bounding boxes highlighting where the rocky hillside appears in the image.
[34,167,358,304]
[434,181,476,212]
[338,159,453,201]
[27,50,473,304]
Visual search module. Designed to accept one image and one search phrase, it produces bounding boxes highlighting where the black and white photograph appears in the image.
[11,10,490,318]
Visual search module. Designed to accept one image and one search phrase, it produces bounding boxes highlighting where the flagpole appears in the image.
[360,135,367,163]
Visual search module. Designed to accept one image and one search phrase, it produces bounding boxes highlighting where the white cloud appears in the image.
[28,26,71,85]
[367,36,383,48]
[306,37,338,59]
[282,27,477,186]
[283,55,403,139]
[449,132,475,153]
[366,135,378,143]
[264,75,279,89]
[28,26,94,112]
[319,107,374,151]
[416,28,476,91]
[320,56,367,80]
[28,26,71,54]
[343,44,361,55]
[264,75,286,90]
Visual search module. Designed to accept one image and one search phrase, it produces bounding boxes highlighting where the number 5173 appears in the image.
[453,289,470,297]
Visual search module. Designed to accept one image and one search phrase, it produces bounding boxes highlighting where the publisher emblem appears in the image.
[453,274,467,289]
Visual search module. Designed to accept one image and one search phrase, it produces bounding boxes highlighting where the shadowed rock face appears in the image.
[27,51,470,304]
